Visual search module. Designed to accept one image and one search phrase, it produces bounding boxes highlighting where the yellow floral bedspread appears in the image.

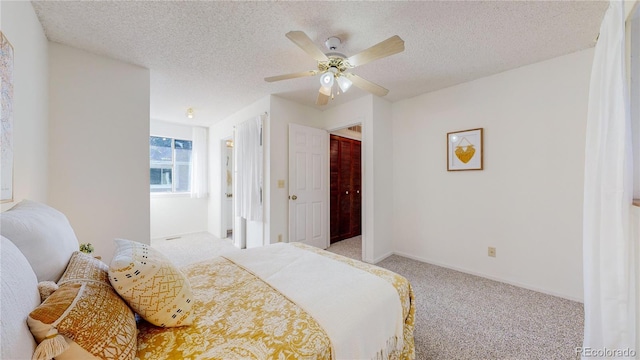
[136,244,415,360]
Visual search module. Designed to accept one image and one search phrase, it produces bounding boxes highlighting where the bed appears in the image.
[0,200,415,360]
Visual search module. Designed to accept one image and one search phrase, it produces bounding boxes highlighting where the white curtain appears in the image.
[190,126,208,198]
[583,1,636,357]
[235,115,263,221]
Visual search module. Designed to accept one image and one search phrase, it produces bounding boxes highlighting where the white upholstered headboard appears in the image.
[0,235,40,359]
[0,200,80,359]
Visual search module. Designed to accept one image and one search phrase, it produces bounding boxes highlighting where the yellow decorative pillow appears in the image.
[58,251,109,285]
[27,282,137,360]
[108,238,194,327]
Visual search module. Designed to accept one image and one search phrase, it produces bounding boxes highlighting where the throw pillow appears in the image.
[58,251,109,285]
[27,281,137,360]
[109,238,194,327]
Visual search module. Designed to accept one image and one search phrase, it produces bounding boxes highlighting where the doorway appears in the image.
[329,126,362,245]
[221,138,234,241]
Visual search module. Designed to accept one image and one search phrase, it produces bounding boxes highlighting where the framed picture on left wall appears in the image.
[1,31,14,203]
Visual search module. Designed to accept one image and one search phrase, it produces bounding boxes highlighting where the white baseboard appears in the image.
[392,250,584,303]
[151,230,210,242]
[373,251,394,264]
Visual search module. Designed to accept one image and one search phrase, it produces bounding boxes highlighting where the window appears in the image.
[150,136,192,193]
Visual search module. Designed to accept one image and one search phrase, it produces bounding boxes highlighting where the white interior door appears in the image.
[288,123,329,249]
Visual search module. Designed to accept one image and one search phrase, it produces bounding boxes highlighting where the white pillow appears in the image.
[0,200,79,282]
[109,238,194,327]
[1,235,40,360]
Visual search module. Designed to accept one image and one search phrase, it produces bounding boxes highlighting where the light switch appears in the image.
[278,179,285,188]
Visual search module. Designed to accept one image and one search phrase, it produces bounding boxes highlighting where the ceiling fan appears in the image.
[265,31,405,106]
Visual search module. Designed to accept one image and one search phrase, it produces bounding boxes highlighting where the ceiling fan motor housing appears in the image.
[318,57,350,74]
[325,36,341,50]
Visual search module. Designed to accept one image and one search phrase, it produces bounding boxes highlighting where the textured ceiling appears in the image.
[31,1,608,126]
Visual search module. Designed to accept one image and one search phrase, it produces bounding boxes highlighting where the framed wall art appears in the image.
[447,128,483,171]
[1,31,14,203]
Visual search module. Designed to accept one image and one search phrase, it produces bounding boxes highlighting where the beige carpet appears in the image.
[328,235,363,260]
[327,236,584,360]
[153,233,584,360]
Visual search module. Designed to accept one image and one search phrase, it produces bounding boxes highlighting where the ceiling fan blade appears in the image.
[316,87,330,106]
[264,70,319,82]
[346,73,389,97]
[346,35,404,68]
[286,31,329,62]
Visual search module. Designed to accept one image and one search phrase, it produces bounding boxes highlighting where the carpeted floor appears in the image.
[327,236,584,360]
[153,233,584,360]
[328,235,363,260]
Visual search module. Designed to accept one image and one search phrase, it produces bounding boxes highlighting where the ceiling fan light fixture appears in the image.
[337,76,353,93]
[320,72,334,88]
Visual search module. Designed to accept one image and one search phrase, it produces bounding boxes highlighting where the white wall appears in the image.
[150,196,208,239]
[0,1,49,212]
[392,49,594,301]
[632,205,640,352]
[149,119,208,239]
[371,96,394,261]
[48,43,150,263]
[150,119,193,140]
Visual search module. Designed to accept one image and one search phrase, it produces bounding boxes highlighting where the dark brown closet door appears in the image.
[350,141,361,236]
[330,138,340,241]
[330,135,362,244]
[337,139,352,239]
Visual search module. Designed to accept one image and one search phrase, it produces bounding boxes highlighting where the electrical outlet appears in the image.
[488,247,496,257]
[278,234,283,242]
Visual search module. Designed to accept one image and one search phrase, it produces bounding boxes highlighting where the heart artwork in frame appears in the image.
[447,128,483,171]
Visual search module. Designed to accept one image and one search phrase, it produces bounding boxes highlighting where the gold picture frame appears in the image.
[447,128,483,171]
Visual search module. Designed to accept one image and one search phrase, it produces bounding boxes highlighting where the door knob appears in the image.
[291,195,298,200]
